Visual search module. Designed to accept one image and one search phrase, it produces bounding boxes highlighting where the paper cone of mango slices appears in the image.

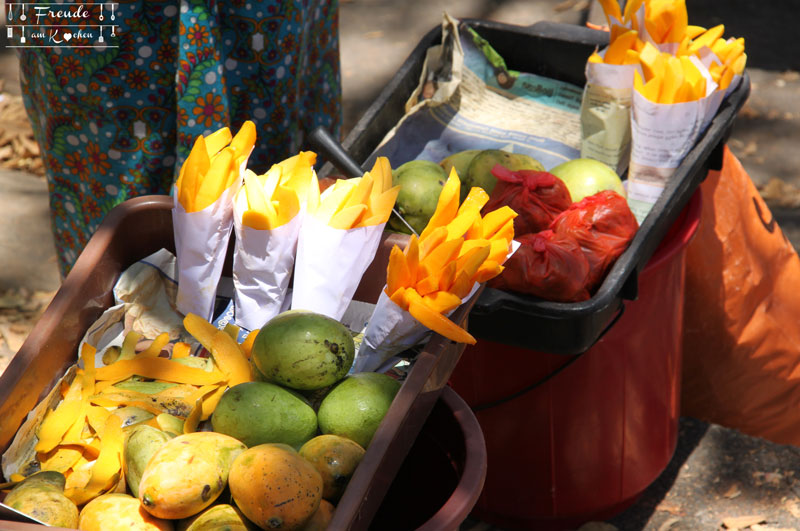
[587,0,747,223]
[172,121,257,320]
[290,157,401,320]
[231,151,320,330]
[352,169,518,373]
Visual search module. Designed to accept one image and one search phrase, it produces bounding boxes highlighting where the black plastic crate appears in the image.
[327,19,750,355]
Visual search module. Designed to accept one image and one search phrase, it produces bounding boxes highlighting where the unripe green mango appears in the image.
[124,424,173,498]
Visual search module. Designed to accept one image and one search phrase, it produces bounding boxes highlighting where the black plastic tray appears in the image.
[324,18,750,355]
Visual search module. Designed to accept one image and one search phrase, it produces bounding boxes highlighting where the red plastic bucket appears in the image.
[449,190,702,530]
[370,386,487,531]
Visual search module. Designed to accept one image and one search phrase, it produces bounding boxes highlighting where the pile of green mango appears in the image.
[388,149,544,235]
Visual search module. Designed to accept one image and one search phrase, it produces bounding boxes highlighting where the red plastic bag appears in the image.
[550,190,638,291]
[489,230,591,302]
[485,164,572,236]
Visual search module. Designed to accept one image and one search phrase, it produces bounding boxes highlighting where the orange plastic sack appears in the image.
[682,146,800,446]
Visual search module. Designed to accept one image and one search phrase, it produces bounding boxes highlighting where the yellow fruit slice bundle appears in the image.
[239,151,319,230]
[682,25,746,91]
[175,121,257,212]
[30,315,252,506]
[384,168,517,344]
[311,157,400,230]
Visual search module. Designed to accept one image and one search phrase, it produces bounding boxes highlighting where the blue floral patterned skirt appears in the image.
[14,0,341,276]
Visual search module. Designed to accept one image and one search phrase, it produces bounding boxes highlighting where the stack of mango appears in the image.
[384,168,516,344]
[591,0,746,101]
[2,309,404,530]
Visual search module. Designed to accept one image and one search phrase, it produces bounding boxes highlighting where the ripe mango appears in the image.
[299,434,366,501]
[439,149,481,183]
[229,444,323,530]
[252,310,355,391]
[211,381,318,449]
[78,493,172,530]
[176,503,256,531]
[138,432,246,520]
[3,471,78,528]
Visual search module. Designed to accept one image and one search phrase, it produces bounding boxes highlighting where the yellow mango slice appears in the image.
[183,397,204,434]
[389,287,410,311]
[95,358,226,386]
[330,204,368,230]
[204,126,232,157]
[273,184,300,227]
[438,261,458,292]
[416,275,440,297]
[138,332,170,359]
[315,178,357,224]
[387,245,411,297]
[638,41,662,80]
[605,29,638,64]
[588,52,604,64]
[423,291,463,314]
[481,206,517,239]
[419,168,461,241]
[230,120,257,156]
[172,342,191,359]
[343,173,373,211]
[685,25,706,40]
[210,330,252,387]
[240,329,259,359]
[597,0,621,22]
[689,24,725,54]
[369,156,393,196]
[659,56,685,104]
[457,242,491,277]
[418,226,448,262]
[473,261,504,284]
[35,374,85,453]
[406,289,475,344]
[404,234,420,284]
[65,415,124,506]
[419,238,463,281]
[244,171,277,230]
[195,147,234,212]
[358,185,401,227]
[490,218,515,247]
[183,313,219,353]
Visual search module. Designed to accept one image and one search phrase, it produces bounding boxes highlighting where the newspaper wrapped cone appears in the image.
[231,182,304,330]
[626,57,723,223]
[291,214,385,320]
[581,56,640,174]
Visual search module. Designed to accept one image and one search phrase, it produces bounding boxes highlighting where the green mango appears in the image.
[465,149,545,198]
[124,424,173,498]
[439,149,481,182]
[389,160,447,235]
[211,381,319,450]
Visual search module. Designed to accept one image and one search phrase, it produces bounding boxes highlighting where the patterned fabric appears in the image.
[16,0,341,276]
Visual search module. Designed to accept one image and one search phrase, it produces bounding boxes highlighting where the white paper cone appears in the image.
[172,184,238,320]
[352,291,432,373]
[291,215,385,320]
[232,194,303,330]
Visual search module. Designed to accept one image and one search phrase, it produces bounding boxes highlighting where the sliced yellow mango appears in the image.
[605,29,638,65]
[387,245,411,297]
[210,330,252,387]
[481,206,517,239]
[230,120,257,156]
[95,357,226,386]
[404,234,420,284]
[406,289,475,344]
[689,24,725,53]
[330,204,368,230]
[419,168,460,241]
[423,290,463,314]
[204,126,232,157]
[358,185,401,227]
